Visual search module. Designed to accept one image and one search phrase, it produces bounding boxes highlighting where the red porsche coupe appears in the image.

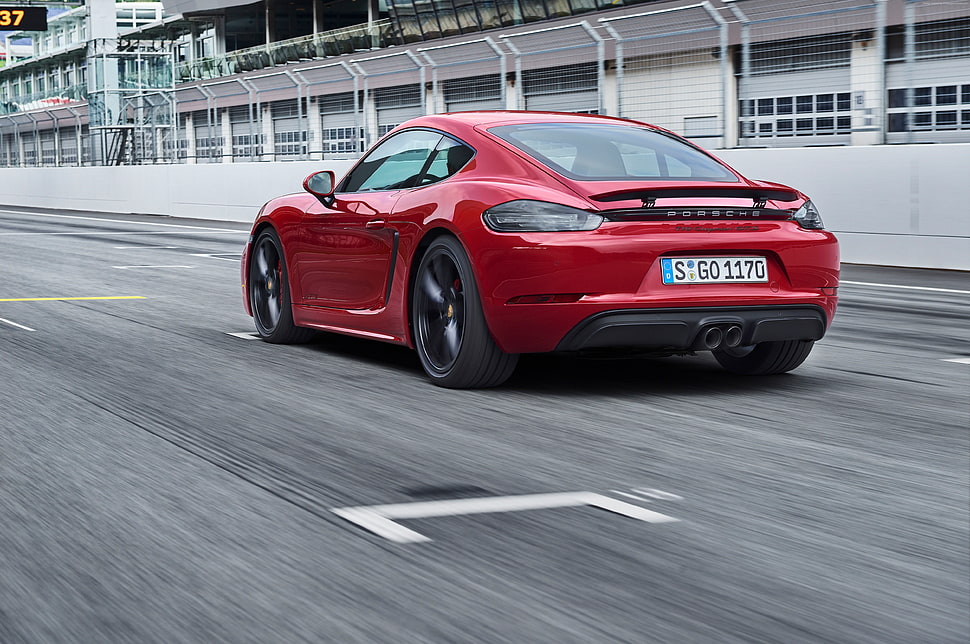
[241,112,839,388]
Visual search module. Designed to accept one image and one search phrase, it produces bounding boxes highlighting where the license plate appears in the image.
[661,257,767,284]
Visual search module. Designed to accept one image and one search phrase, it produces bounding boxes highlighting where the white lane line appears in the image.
[332,491,679,544]
[942,357,970,364]
[0,317,35,331]
[841,280,970,295]
[226,331,260,340]
[113,265,195,270]
[191,253,239,262]
[113,246,180,250]
[0,210,245,232]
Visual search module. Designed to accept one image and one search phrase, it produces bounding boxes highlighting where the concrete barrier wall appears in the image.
[2,144,968,270]
[716,144,970,272]
[0,160,357,223]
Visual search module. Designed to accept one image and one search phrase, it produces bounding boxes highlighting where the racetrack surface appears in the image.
[1,206,967,643]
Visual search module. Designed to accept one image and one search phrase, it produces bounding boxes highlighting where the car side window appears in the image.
[341,130,443,192]
[421,137,475,184]
[664,154,694,177]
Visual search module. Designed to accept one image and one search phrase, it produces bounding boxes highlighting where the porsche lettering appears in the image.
[667,210,760,218]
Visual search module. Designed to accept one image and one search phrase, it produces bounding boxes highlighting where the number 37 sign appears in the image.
[0,6,47,31]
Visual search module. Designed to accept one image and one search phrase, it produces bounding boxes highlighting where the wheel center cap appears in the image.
[446,303,454,319]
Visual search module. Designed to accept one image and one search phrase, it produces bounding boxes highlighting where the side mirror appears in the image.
[303,171,335,206]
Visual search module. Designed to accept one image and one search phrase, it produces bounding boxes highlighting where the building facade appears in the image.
[1,0,968,167]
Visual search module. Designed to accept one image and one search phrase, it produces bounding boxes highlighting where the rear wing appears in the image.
[590,186,800,209]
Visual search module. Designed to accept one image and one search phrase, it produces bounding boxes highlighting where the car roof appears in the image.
[402,111,663,131]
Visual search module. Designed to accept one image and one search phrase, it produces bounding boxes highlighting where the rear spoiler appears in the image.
[591,186,800,208]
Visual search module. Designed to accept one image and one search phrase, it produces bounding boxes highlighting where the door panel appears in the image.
[293,129,447,311]
[295,192,400,310]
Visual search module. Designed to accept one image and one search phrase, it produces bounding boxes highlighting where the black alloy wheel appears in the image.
[249,229,314,344]
[412,236,518,388]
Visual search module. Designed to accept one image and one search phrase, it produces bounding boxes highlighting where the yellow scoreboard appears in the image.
[0,6,47,30]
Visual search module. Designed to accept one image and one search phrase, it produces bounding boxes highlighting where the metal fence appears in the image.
[603,3,730,148]
[730,0,885,147]
[2,0,969,167]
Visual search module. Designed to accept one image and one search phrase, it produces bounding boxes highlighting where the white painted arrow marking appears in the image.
[332,491,679,543]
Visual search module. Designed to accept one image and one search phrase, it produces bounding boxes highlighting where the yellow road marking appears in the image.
[0,296,146,302]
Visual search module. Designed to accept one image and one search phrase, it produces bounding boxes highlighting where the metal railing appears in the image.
[175,20,396,83]
[0,83,87,115]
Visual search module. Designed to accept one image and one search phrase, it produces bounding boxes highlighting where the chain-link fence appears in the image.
[2,0,969,166]
[419,38,507,114]
[501,22,604,114]
[602,2,729,147]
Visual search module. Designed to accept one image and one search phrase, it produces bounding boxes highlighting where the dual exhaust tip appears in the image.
[700,325,743,351]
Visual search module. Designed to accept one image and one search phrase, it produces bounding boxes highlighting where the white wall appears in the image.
[717,144,970,271]
[1,145,968,270]
[0,160,355,222]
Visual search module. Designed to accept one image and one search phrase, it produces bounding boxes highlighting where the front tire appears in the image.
[412,236,518,388]
[249,229,314,344]
[713,339,814,375]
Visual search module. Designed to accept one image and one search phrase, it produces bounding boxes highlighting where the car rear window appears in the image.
[489,123,738,182]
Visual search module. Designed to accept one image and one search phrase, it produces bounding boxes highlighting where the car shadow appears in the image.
[299,331,821,397]
[303,331,424,375]
[505,352,821,397]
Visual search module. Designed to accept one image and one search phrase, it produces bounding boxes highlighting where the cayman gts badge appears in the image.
[674,224,762,232]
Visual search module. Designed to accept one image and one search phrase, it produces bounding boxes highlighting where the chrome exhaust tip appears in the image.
[723,325,743,348]
[702,326,724,350]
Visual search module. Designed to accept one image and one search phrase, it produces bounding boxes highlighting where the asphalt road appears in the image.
[1,206,967,643]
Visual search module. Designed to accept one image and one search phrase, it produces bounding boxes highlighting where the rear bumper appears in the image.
[556,305,827,352]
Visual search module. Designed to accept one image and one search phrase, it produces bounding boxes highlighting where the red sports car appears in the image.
[241,112,839,388]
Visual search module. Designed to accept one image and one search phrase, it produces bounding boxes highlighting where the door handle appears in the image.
[365,219,386,230]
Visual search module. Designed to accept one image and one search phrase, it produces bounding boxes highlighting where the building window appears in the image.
[741,92,852,140]
[937,111,958,128]
[274,129,307,157]
[322,127,364,154]
[914,87,932,106]
[887,82,970,134]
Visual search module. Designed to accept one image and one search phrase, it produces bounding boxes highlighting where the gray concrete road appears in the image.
[0,206,967,643]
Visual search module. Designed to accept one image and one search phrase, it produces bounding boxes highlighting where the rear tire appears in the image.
[713,339,814,375]
[249,229,315,344]
[412,236,518,388]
